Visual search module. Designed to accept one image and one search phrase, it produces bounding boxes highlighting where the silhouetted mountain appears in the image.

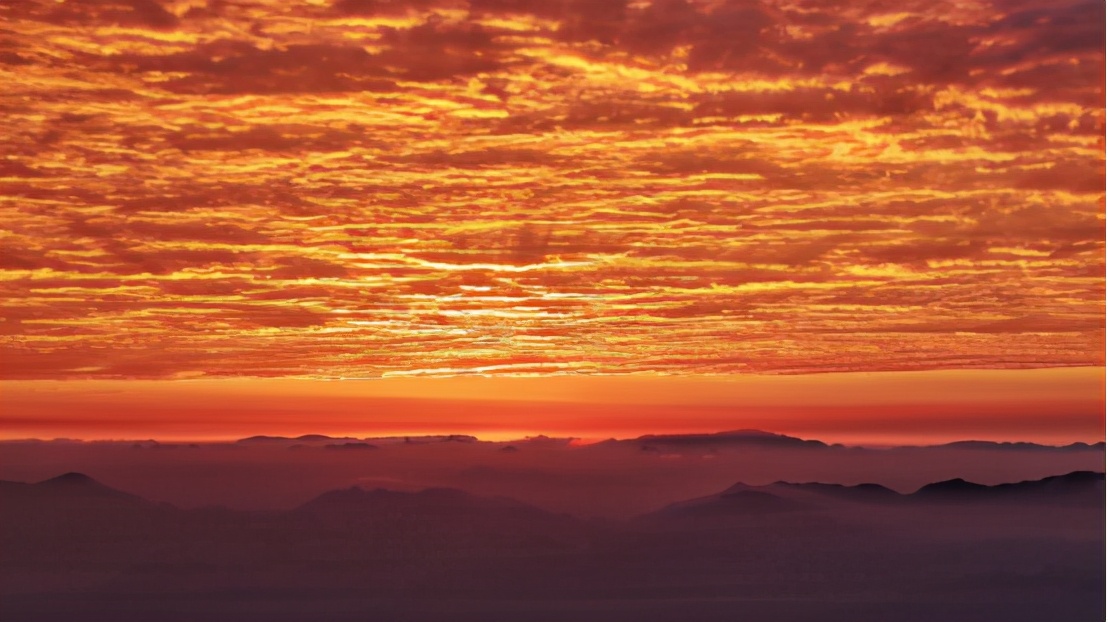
[646,471,1106,522]
[1003,470,1105,489]
[0,472,177,581]
[912,471,1105,506]
[401,434,480,444]
[646,483,810,520]
[914,477,989,497]
[42,471,98,486]
[632,429,827,450]
[240,433,487,446]
[770,480,901,503]
[323,442,377,450]
[1,470,1104,622]
[220,430,1103,454]
[237,435,289,443]
[507,435,578,448]
[237,434,360,444]
[649,479,901,520]
[289,485,594,559]
[934,440,1106,452]
[0,472,150,507]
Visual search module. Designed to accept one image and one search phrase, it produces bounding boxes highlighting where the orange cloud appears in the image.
[0,0,1103,380]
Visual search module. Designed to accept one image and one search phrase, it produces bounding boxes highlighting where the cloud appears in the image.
[43,0,180,29]
[0,0,1102,378]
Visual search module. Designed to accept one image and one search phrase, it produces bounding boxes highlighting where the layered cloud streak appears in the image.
[0,0,1104,378]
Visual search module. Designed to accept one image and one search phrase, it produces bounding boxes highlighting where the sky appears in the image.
[0,0,1104,442]
[1,368,1104,444]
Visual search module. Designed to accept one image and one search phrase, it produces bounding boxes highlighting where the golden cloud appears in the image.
[0,0,1103,378]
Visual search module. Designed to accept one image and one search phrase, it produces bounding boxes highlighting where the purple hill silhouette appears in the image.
[0,472,150,507]
[912,471,1105,505]
[770,481,901,503]
[215,430,1108,454]
[1,470,1103,622]
[646,483,810,519]
[323,442,378,450]
[237,434,359,444]
[633,429,828,451]
[933,440,1106,452]
[646,471,1106,521]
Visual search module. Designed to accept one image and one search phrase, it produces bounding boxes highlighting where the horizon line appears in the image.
[2,428,1104,449]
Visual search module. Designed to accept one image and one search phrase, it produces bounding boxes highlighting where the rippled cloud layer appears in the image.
[1,0,1104,378]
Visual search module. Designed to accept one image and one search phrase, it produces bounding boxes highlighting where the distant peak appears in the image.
[634,429,826,449]
[913,478,991,496]
[640,429,779,439]
[910,471,1105,504]
[1042,470,1105,483]
[41,472,98,485]
[720,482,758,495]
[726,480,900,501]
[298,484,503,513]
[323,442,377,450]
[924,477,973,487]
[719,429,779,437]
[29,472,147,504]
[937,440,1106,452]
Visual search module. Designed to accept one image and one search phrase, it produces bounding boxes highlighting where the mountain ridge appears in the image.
[3,470,1103,522]
[3,431,1103,451]
[646,470,1105,520]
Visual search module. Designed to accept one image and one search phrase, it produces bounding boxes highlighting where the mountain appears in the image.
[644,483,810,520]
[644,471,1106,522]
[0,472,151,508]
[237,433,482,446]
[912,471,1105,505]
[632,429,828,451]
[931,440,1106,452]
[644,479,901,522]
[400,434,480,444]
[1,471,1103,621]
[623,430,1106,454]
[0,472,178,579]
[291,485,592,557]
[769,481,902,503]
[237,434,359,444]
[323,442,378,450]
[107,431,1108,453]
[913,478,989,498]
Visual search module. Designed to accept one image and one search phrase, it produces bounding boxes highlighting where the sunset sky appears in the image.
[0,0,1104,443]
